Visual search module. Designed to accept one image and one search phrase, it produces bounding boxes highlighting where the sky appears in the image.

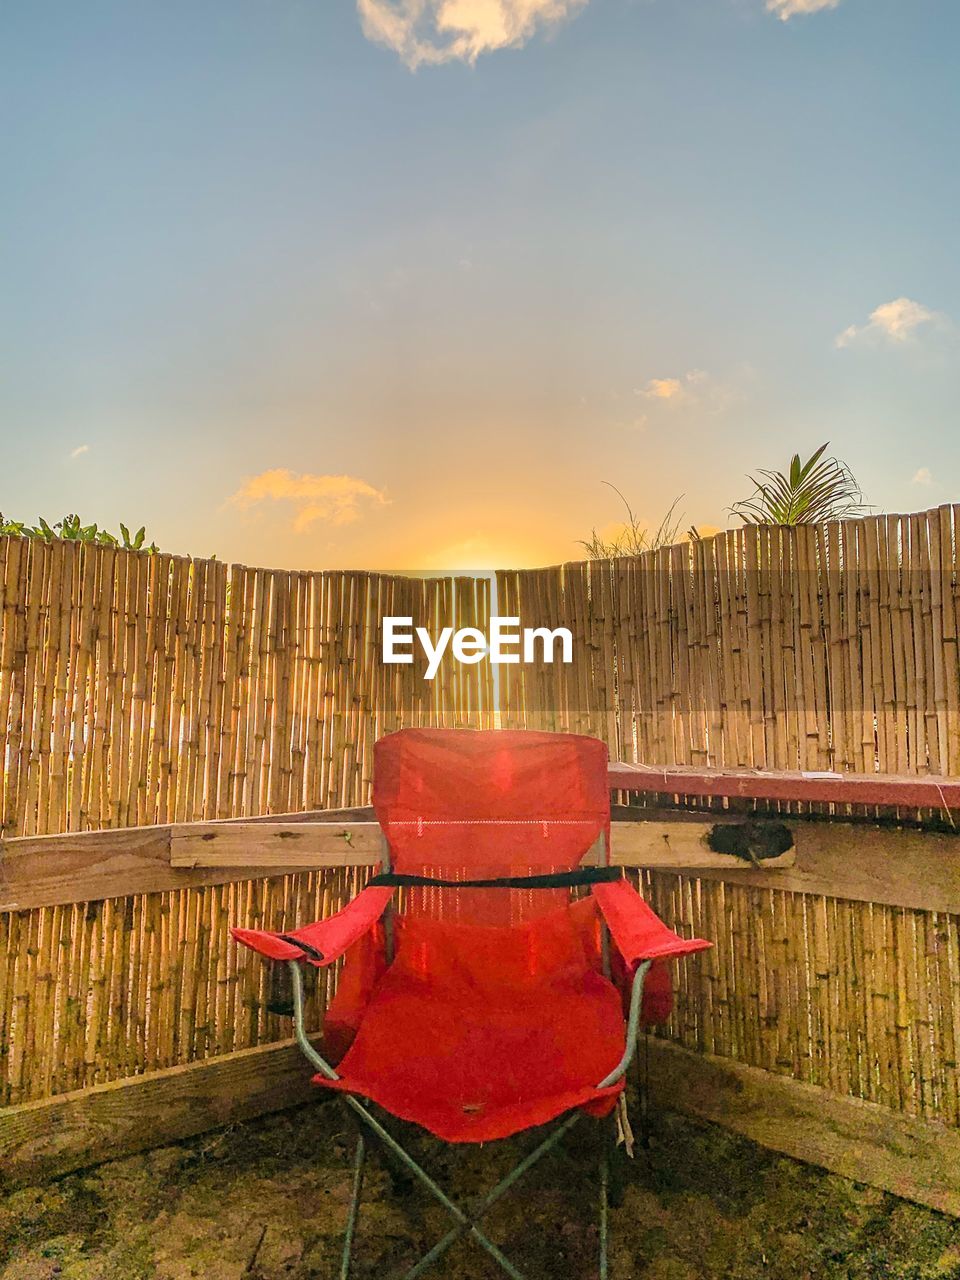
[2,0,958,572]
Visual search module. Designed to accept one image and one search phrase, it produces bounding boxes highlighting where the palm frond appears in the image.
[730,444,867,526]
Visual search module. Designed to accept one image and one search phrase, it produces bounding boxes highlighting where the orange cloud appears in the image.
[644,378,684,401]
[229,469,388,530]
[637,370,707,404]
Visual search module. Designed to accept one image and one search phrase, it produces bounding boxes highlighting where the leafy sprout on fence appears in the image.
[729,443,868,527]
[0,513,159,552]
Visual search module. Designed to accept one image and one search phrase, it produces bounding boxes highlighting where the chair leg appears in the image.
[635,1030,652,1151]
[399,1118,579,1280]
[343,1100,414,1198]
[607,1109,627,1210]
[599,1120,611,1280]
[337,1097,588,1280]
[342,1095,524,1278]
[340,1133,366,1280]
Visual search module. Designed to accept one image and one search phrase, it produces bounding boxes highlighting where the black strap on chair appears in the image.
[277,935,326,962]
[366,866,622,890]
[275,868,621,962]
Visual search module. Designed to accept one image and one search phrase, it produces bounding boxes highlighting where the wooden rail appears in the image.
[610,762,960,812]
[169,822,383,868]
[0,1035,323,1190]
[3,807,958,913]
[0,807,372,911]
[2,1033,957,1216]
[634,819,960,914]
[0,812,794,911]
[646,1039,960,1218]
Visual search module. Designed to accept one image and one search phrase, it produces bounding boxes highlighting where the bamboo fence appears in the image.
[0,536,493,838]
[497,510,960,776]
[641,871,959,1127]
[0,868,370,1107]
[1,512,959,1140]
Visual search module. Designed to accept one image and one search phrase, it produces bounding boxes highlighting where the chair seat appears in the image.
[313,910,627,1143]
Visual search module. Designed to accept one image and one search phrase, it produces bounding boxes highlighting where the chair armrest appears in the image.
[592,878,711,968]
[231,885,395,966]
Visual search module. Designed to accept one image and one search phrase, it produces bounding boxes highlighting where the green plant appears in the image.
[729,443,867,526]
[579,486,687,559]
[0,513,159,552]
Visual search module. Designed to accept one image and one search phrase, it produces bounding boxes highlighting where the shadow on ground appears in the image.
[2,1092,959,1280]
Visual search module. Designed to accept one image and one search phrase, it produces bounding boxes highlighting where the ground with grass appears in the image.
[2,1094,959,1280]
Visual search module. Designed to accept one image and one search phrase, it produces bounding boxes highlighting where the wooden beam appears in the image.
[2,826,164,911]
[0,826,311,912]
[171,816,796,873]
[0,810,377,911]
[169,822,383,868]
[0,1037,325,1191]
[611,817,796,871]
[609,761,960,812]
[237,806,377,825]
[4,810,956,914]
[645,1037,960,1218]
[3,1029,956,1220]
[641,821,960,913]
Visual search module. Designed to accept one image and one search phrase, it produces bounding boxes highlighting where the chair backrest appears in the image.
[373,728,610,925]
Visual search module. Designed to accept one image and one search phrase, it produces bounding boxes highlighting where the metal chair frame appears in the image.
[270,816,650,1278]
[287,954,651,1279]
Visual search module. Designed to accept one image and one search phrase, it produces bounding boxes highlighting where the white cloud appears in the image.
[229,470,389,531]
[836,297,940,348]
[70,444,90,459]
[357,0,588,69]
[766,0,840,18]
[912,467,933,486]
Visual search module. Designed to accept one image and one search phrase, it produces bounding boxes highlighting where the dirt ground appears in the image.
[2,1093,959,1280]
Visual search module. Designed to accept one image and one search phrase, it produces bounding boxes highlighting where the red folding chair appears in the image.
[233,728,711,1278]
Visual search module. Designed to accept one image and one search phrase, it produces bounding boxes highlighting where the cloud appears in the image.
[70,444,90,459]
[836,297,940,348]
[766,0,840,18]
[637,370,708,405]
[229,470,388,531]
[357,0,588,69]
[912,467,933,486]
[644,377,684,401]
